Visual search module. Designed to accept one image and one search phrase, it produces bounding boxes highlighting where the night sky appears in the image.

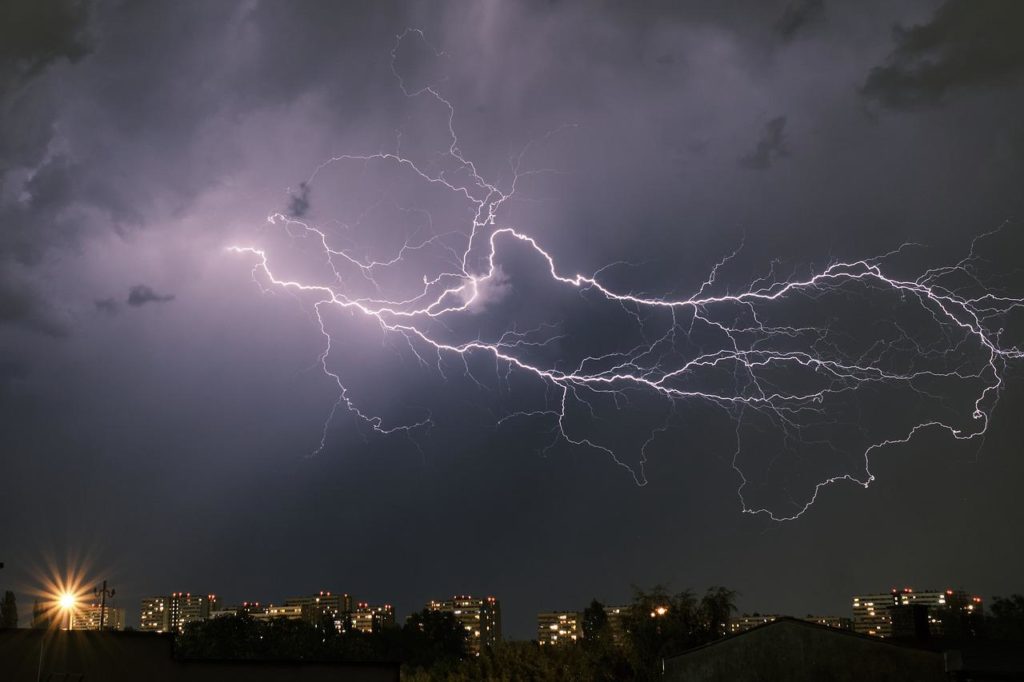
[2,1,1024,639]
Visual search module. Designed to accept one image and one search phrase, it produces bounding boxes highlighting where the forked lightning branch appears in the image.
[230,30,1023,521]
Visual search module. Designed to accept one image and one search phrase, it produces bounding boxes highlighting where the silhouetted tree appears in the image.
[176,610,462,668]
[581,599,610,648]
[0,591,16,628]
[176,614,262,659]
[402,608,468,669]
[579,598,632,681]
[697,586,737,640]
[625,585,736,681]
[988,594,1024,641]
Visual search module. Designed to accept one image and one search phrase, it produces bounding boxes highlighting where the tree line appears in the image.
[22,587,1023,681]
[175,585,736,681]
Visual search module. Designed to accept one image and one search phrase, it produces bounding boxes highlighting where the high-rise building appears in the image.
[852,588,982,638]
[209,607,242,619]
[140,593,218,634]
[890,603,931,639]
[427,596,501,655]
[935,591,984,639]
[729,614,851,634]
[239,601,267,616]
[139,597,169,632]
[70,603,126,631]
[349,603,395,634]
[252,604,305,621]
[728,614,782,634]
[168,593,219,633]
[852,592,901,637]
[284,591,353,622]
[603,605,632,647]
[803,615,853,630]
[537,611,583,645]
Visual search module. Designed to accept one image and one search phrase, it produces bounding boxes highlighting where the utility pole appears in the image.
[94,581,115,631]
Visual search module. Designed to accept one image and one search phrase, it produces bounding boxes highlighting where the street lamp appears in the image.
[58,592,76,630]
[94,581,115,631]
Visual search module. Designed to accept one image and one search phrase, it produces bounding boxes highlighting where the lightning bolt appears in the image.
[228,30,1023,521]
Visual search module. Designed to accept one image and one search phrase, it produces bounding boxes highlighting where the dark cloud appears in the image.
[0,1,95,339]
[0,0,93,79]
[94,297,119,314]
[126,284,175,307]
[775,0,825,42]
[0,1,93,171]
[0,271,68,337]
[288,181,311,218]
[739,116,789,170]
[863,0,1024,109]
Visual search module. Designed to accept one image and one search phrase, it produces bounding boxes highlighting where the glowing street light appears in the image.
[58,592,77,630]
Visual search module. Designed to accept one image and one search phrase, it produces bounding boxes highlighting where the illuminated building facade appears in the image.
[70,603,126,631]
[139,597,169,632]
[427,595,501,655]
[284,591,353,623]
[604,605,632,647]
[168,593,219,633]
[239,601,266,615]
[209,607,242,619]
[349,603,395,633]
[852,588,982,638]
[730,614,851,634]
[803,615,853,630]
[728,614,781,634]
[537,611,583,645]
[252,604,305,621]
[935,590,984,639]
[140,593,218,633]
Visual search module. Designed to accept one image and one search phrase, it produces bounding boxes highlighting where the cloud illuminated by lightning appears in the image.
[229,29,1023,521]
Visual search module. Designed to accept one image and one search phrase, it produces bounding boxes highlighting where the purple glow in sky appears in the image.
[3,0,1024,638]
[230,29,1022,521]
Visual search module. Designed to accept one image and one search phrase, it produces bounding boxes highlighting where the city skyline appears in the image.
[6,572,1000,643]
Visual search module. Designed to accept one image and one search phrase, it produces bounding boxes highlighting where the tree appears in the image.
[624,585,736,681]
[402,608,468,669]
[988,594,1024,641]
[578,598,632,681]
[0,591,17,628]
[175,614,262,659]
[581,599,610,648]
[697,586,737,640]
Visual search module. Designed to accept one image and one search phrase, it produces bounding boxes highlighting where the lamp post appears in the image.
[94,581,115,631]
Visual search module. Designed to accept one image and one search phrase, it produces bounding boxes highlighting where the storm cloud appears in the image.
[0,268,68,337]
[863,0,1024,108]
[739,116,790,170]
[1,1,1023,640]
[775,0,825,42]
[126,284,175,307]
